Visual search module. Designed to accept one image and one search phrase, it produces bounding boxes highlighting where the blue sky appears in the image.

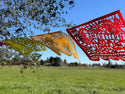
[39,0,125,64]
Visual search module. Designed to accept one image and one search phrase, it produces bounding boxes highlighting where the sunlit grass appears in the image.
[0,66,125,94]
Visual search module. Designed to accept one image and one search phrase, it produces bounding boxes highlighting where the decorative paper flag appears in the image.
[3,37,46,56]
[30,31,80,61]
[67,10,125,61]
[0,42,6,46]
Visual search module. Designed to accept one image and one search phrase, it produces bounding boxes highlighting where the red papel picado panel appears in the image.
[67,10,125,61]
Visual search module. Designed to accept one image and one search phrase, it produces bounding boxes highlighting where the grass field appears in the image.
[0,66,125,94]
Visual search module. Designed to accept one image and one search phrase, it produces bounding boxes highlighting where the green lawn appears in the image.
[0,66,125,94]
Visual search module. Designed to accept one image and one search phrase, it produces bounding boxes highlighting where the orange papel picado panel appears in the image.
[30,31,80,61]
[3,37,46,56]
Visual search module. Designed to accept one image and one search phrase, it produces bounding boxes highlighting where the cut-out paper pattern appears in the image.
[0,42,6,46]
[67,10,125,61]
[30,31,80,61]
[3,37,46,56]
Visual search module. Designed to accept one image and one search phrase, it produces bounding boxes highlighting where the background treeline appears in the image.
[0,46,125,68]
[40,58,125,69]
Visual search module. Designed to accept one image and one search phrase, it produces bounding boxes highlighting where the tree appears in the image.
[49,56,62,66]
[62,59,67,66]
[64,59,67,64]
[0,0,75,40]
[105,60,113,68]
[92,63,101,67]
[68,62,79,66]
[0,45,22,65]
[40,59,44,65]
[49,57,54,64]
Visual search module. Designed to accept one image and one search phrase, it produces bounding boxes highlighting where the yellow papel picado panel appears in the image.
[4,37,46,56]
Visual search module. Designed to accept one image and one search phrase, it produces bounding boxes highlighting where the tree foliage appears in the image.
[49,56,62,66]
[0,0,75,40]
[0,46,21,64]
